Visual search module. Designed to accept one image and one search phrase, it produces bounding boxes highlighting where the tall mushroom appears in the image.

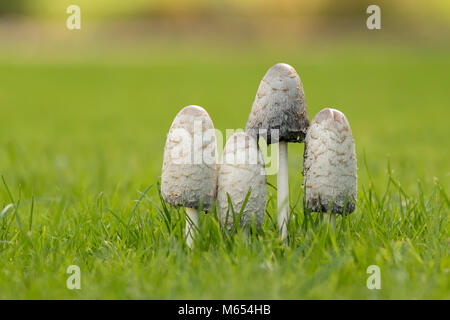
[161,105,217,248]
[217,132,267,230]
[303,108,357,230]
[246,63,309,240]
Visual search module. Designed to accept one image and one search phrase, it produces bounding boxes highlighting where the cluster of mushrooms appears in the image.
[161,63,357,247]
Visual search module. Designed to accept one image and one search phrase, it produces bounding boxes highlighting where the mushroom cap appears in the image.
[217,132,267,229]
[161,105,217,210]
[246,63,309,144]
[303,108,357,214]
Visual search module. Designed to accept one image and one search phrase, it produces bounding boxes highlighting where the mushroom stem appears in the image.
[185,207,199,248]
[323,212,336,233]
[277,141,289,240]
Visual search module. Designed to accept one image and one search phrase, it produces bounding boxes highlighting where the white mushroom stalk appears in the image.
[161,105,217,248]
[217,132,267,230]
[277,141,289,237]
[246,63,309,240]
[303,108,357,231]
[185,208,199,247]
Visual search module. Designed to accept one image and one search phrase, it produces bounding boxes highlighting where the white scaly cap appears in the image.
[303,108,357,214]
[246,63,309,144]
[217,132,267,229]
[161,105,217,211]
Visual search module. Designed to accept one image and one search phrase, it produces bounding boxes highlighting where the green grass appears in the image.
[0,44,448,299]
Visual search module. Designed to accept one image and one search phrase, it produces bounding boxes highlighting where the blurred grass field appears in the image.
[0,42,449,299]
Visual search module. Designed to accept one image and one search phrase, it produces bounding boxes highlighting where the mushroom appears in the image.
[246,63,309,240]
[217,132,267,230]
[161,105,217,248]
[303,108,357,230]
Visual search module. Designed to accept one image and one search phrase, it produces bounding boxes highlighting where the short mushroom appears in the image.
[303,108,357,230]
[246,63,309,240]
[161,105,217,248]
[217,132,267,230]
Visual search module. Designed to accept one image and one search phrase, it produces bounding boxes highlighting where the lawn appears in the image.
[0,43,448,299]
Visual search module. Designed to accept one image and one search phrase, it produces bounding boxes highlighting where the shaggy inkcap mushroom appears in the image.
[161,105,217,247]
[303,108,357,215]
[217,132,267,230]
[246,63,309,240]
[246,63,309,144]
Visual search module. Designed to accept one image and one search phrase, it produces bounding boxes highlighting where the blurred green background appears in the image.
[0,0,448,299]
[2,0,450,22]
